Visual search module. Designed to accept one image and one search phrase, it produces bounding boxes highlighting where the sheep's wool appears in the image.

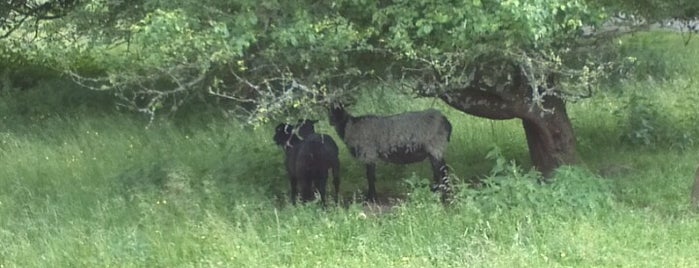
[344,109,450,162]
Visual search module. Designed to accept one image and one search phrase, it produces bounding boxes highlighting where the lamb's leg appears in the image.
[289,176,298,205]
[317,176,328,208]
[365,163,377,202]
[300,179,315,203]
[429,156,451,203]
[332,159,341,205]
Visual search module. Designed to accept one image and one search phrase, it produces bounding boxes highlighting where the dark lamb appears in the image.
[328,103,452,202]
[273,120,341,206]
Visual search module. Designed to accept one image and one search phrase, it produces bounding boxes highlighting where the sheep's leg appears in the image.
[429,156,451,202]
[332,160,340,205]
[317,177,328,208]
[365,163,377,202]
[428,156,447,188]
[300,179,315,203]
[289,176,298,205]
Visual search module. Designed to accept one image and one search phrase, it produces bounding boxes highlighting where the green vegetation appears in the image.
[1,32,699,267]
[5,0,697,178]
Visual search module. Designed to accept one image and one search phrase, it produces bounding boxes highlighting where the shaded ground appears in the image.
[272,189,406,214]
[352,193,405,216]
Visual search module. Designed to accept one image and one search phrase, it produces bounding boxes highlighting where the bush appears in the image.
[615,90,695,150]
[452,147,615,218]
[618,32,699,80]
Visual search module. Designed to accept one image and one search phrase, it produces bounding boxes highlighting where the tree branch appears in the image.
[0,15,29,39]
[437,88,520,120]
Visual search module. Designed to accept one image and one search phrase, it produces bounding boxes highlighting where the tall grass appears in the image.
[1,31,699,267]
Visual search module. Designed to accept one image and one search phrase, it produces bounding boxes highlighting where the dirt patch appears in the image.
[340,192,406,216]
[362,195,405,216]
[272,190,406,214]
[597,164,635,178]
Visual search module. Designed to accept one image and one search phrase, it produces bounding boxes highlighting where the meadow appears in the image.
[1,32,699,267]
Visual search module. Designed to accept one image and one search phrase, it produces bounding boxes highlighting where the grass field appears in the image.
[1,32,699,267]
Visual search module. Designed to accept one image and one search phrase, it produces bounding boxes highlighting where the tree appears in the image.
[8,0,696,176]
[240,0,606,177]
[361,0,602,177]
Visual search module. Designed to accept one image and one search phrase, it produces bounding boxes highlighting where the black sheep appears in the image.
[328,103,453,202]
[273,120,341,206]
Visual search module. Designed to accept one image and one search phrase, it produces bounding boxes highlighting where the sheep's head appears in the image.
[295,119,318,138]
[273,120,318,148]
[273,123,294,147]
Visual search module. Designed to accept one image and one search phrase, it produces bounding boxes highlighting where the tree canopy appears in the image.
[2,0,608,117]
[1,0,693,117]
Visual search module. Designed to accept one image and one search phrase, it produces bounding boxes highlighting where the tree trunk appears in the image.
[520,96,578,178]
[418,58,580,178]
[436,81,577,178]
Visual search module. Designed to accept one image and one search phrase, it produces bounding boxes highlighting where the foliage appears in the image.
[454,146,614,214]
[617,32,699,81]
[2,0,620,122]
[0,0,78,39]
[614,85,696,150]
[605,32,699,150]
[617,92,667,146]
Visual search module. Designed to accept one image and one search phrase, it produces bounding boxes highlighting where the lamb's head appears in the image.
[295,119,318,138]
[273,123,294,147]
[273,119,319,147]
[328,103,349,127]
